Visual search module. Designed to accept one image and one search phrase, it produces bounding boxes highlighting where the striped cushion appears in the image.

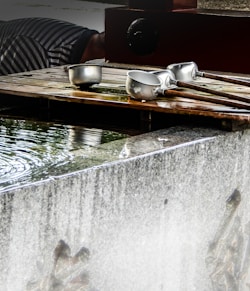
[0,18,97,75]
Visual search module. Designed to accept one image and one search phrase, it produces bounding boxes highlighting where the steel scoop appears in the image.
[125,70,250,110]
[152,68,250,105]
[150,69,177,90]
[167,61,250,87]
[68,64,102,88]
[126,70,161,100]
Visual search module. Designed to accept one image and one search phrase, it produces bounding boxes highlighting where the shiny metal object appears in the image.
[167,61,199,82]
[126,70,161,100]
[151,69,177,90]
[68,64,102,87]
[167,61,250,87]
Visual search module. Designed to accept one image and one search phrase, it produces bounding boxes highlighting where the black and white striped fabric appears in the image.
[0,18,98,75]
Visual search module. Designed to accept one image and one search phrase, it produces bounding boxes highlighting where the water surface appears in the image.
[0,118,129,192]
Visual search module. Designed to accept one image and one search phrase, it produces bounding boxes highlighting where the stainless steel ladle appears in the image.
[126,70,250,110]
[167,61,250,87]
[153,68,250,105]
[67,64,102,87]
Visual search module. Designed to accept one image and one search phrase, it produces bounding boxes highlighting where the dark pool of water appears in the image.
[0,118,129,192]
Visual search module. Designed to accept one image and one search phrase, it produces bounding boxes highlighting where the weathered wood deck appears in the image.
[0,63,250,130]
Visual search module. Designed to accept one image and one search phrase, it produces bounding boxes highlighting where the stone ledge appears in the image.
[198,0,250,11]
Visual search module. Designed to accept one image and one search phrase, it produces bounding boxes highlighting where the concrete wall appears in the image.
[1,126,250,290]
[198,0,250,10]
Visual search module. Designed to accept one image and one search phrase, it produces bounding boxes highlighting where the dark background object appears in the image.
[127,18,159,55]
[128,0,197,10]
[105,5,250,73]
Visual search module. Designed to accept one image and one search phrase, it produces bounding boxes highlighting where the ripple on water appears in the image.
[0,118,128,192]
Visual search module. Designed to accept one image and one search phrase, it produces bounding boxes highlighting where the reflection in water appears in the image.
[68,127,103,147]
[0,118,128,192]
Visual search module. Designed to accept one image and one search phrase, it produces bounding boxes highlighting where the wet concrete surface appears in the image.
[198,0,250,10]
[1,125,250,290]
[1,1,250,290]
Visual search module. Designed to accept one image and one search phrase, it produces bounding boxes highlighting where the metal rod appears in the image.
[175,80,250,104]
[164,89,250,110]
[199,71,250,87]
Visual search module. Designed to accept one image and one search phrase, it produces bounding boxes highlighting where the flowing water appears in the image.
[0,117,129,192]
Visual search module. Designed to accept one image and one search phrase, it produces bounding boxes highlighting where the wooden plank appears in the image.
[0,67,127,86]
[0,65,250,123]
[0,82,249,122]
